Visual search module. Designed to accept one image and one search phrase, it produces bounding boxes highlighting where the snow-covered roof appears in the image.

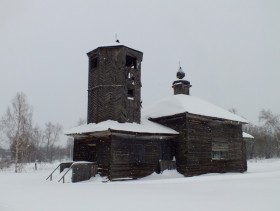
[243,132,254,139]
[143,94,248,123]
[65,119,178,135]
[97,42,124,48]
[91,42,142,53]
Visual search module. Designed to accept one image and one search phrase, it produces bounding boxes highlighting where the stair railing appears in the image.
[46,164,61,181]
[58,163,74,183]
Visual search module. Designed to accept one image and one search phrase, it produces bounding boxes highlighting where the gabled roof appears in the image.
[143,94,248,123]
[65,118,179,136]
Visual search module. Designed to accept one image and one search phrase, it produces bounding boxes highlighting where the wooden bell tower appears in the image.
[87,43,143,124]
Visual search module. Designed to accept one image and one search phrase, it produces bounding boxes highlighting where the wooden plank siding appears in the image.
[73,132,175,180]
[87,46,143,124]
[109,132,175,180]
[151,112,247,177]
[72,112,247,180]
[73,136,111,177]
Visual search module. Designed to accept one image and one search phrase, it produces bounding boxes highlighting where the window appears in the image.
[128,71,135,81]
[126,55,137,69]
[212,142,229,160]
[127,89,134,100]
[212,151,228,160]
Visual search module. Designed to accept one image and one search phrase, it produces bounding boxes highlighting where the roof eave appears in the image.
[87,45,143,56]
[65,130,111,139]
[149,112,248,124]
[109,128,178,136]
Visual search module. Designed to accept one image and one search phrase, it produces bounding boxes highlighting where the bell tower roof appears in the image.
[87,42,143,57]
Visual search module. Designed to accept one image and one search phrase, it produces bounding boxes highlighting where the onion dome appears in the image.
[176,66,185,79]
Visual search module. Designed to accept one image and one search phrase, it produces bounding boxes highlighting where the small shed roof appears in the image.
[143,94,248,123]
[65,118,179,135]
[243,132,254,139]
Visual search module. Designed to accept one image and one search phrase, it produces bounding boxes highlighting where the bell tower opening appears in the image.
[126,55,137,69]
[127,89,134,99]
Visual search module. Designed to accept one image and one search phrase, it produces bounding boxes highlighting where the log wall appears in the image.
[152,113,247,176]
[109,132,174,180]
[72,163,98,183]
[73,136,111,177]
[87,46,143,124]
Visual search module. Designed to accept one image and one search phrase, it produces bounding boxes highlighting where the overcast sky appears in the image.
[1,0,280,131]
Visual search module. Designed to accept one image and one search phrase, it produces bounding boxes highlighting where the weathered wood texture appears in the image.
[73,136,111,177]
[72,163,98,183]
[59,162,73,173]
[172,80,192,95]
[87,46,143,124]
[109,132,175,180]
[73,132,175,180]
[73,112,247,180]
[151,113,247,176]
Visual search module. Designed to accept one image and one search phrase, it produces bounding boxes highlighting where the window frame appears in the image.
[211,142,229,160]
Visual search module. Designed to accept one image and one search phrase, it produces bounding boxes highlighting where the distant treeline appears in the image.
[0,92,74,172]
[243,109,280,159]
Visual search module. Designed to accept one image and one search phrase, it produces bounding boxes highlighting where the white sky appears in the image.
[1,0,280,130]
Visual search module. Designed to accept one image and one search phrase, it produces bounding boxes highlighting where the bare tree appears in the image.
[28,125,44,162]
[259,109,280,157]
[243,109,280,159]
[43,122,62,162]
[77,118,86,126]
[0,124,5,150]
[259,109,280,133]
[1,92,33,172]
[228,108,238,115]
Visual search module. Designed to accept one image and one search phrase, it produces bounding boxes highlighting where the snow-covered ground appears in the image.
[0,159,279,211]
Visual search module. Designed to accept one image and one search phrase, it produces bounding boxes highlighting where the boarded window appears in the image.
[113,151,130,163]
[126,55,137,69]
[212,142,229,160]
